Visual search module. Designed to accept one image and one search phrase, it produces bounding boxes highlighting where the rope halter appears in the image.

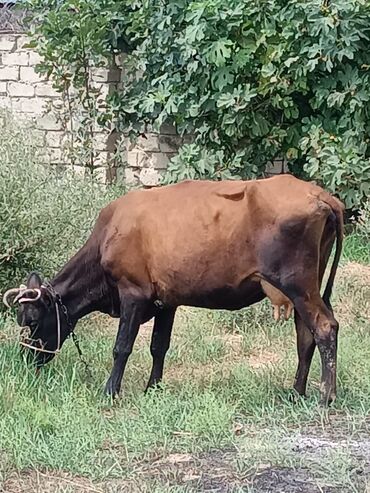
[2,283,62,355]
[3,284,41,307]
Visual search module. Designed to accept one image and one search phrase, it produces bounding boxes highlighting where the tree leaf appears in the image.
[206,39,234,67]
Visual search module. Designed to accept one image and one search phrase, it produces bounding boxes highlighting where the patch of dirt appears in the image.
[223,333,244,353]
[165,359,226,385]
[1,450,240,493]
[248,467,342,493]
[1,470,101,493]
[338,262,370,284]
[1,442,359,493]
[164,334,281,386]
[289,425,370,466]
[0,332,12,344]
[147,449,240,491]
[222,333,283,370]
[247,348,281,369]
[4,422,370,493]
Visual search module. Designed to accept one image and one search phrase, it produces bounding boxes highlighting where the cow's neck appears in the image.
[50,243,111,322]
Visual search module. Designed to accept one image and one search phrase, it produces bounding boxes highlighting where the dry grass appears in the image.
[334,262,370,324]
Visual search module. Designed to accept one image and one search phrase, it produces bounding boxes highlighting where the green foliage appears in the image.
[25,0,113,87]
[26,0,370,207]
[300,122,370,209]
[0,112,122,295]
[113,0,370,208]
[164,144,249,182]
[342,200,370,263]
[24,0,122,170]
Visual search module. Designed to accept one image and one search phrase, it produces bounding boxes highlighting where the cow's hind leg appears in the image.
[280,283,338,405]
[294,295,338,406]
[293,221,336,400]
[262,274,338,405]
[146,307,176,391]
[294,310,316,397]
[105,297,144,398]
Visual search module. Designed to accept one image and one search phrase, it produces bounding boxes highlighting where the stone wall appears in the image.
[0,31,285,185]
[0,32,181,186]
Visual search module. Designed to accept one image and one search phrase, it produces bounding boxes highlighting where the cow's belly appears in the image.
[159,277,266,311]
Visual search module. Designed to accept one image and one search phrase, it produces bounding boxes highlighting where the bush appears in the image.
[121,0,370,210]
[26,0,370,209]
[0,112,122,296]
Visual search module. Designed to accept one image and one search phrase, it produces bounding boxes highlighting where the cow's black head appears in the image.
[6,272,71,366]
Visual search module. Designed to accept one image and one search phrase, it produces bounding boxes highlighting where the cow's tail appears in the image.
[321,194,345,308]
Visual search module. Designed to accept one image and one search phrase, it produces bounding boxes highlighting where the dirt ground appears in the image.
[3,430,370,493]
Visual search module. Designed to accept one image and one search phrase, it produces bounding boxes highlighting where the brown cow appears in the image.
[4,175,344,405]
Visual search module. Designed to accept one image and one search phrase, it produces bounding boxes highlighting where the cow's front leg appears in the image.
[105,297,143,398]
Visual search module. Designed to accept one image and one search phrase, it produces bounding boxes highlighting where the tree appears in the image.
[26,0,370,208]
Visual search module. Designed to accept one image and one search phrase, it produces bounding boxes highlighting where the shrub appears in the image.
[121,0,370,210]
[26,0,370,209]
[0,112,123,297]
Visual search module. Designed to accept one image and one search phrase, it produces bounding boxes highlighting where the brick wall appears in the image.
[0,32,181,186]
[0,31,286,185]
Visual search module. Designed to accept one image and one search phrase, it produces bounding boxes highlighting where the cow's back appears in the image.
[99,175,335,305]
[100,180,255,289]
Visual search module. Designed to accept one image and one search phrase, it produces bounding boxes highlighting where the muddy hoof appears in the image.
[287,389,306,404]
[319,395,336,408]
[104,377,120,399]
[145,381,164,394]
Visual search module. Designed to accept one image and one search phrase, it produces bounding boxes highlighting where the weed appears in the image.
[0,111,122,295]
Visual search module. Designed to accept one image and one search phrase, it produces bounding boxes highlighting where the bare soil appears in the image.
[3,428,370,493]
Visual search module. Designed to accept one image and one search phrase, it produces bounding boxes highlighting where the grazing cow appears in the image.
[3,175,344,405]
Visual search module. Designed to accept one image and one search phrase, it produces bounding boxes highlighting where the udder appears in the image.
[260,280,293,321]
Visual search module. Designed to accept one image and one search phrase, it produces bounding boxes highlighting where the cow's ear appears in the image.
[215,181,247,201]
[27,272,42,289]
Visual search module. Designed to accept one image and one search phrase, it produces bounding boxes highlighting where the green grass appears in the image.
[0,238,369,492]
[342,232,370,264]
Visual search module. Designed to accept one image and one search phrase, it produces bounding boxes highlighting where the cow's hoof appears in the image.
[145,381,163,394]
[287,389,306,404]
[319,395,336,408]
[104,378,120,399]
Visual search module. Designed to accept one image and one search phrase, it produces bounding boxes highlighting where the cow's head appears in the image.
[3,272,72,366]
